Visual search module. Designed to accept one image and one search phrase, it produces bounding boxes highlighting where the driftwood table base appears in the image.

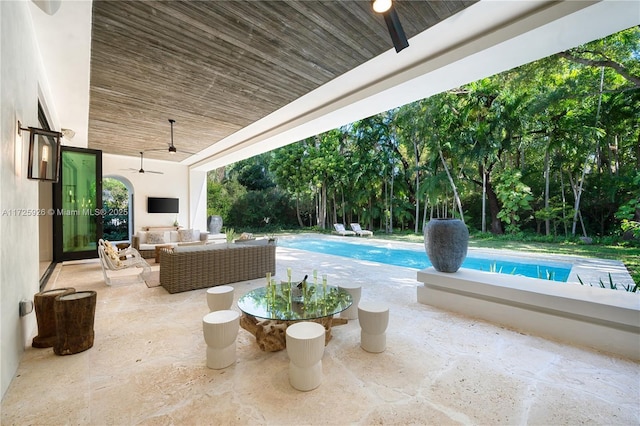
[240,314,348,352]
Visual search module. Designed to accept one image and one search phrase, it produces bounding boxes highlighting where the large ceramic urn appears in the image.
[207,215,223,234]
[424,218,469,273]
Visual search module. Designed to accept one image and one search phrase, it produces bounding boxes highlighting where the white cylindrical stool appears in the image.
[358,302,389,353]
[338,283,361,320]
[202,310,240,369]
[206,286,234,311]
[286,322,326,391]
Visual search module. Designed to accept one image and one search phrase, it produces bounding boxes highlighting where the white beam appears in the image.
[190,0,639,172]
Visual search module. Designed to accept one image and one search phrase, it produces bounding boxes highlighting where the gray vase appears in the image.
[424,218,469,273]
[207,215,223,234]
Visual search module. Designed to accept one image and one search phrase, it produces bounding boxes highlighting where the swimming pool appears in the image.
[277,236,572,282]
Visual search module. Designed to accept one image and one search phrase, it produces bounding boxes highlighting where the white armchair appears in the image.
[98,239,151,285]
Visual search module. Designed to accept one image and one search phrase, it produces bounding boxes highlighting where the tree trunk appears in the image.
[544,144,550,236]
[317,184,327,230]
[568,173,588,238]
[572,67,604,236]
[486,180,503,234]
[389,171,394,234]
[422,193,428,234]
[414,138,420,233]
[295,193,304,228]
[481,164,486,233]
[560,171,568,237]
[341,188,346,225]
[438,147,464,222]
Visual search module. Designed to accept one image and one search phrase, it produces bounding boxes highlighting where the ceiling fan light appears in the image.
[372,0,392,14]
[169,146,176,154]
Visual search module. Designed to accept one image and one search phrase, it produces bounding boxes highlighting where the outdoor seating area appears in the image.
[332,223,355,236]
[132,226,211,259]
[2,244,638,424]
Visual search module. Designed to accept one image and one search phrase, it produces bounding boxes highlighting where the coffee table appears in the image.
[238,283,352,352]
[116,242,130,261]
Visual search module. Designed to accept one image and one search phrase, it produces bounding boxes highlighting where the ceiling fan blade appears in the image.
[145,170,164,175]
[175,149,198,155]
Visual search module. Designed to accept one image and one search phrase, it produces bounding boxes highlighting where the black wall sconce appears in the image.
[19,121,62,182]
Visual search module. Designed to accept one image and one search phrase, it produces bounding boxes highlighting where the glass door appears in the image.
[53,147,103,261]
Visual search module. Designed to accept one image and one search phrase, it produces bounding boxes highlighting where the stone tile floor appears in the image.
[2,241,638,425]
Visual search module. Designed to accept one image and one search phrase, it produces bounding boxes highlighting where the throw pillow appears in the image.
[178,229,194,242]
[102,241,122,267]
[136,231,148,244]
[147,231,166,244]
[103,240,114,256]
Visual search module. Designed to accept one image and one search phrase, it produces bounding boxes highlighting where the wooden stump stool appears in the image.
[32,288,76,348]
[53,291,97,355]
[206,286,234,311]
[286,322,326,391]
[358,302,389,353]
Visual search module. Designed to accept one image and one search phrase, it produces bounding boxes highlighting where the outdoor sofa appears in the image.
[132,226,209,259]
[158,240,276,294]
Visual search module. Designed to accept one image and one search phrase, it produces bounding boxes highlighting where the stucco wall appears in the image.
[0,0,57,398]
[102,154,202,233]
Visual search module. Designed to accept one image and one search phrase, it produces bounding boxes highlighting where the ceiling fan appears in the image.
[127,151,163,174]
[148,119,197,156]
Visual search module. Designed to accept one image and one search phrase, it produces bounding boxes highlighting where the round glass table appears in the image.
[237,283,353,351]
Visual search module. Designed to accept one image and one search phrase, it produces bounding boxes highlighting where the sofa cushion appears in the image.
[236,238,270,246]
[169,231,180,243]
[178,229,194,242]
[136,231,148,244]
[147,231,166,244]
[173,243,227,253]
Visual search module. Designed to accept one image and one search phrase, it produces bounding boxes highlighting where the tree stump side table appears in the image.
[53,291,97,355]
[32,288,76,348]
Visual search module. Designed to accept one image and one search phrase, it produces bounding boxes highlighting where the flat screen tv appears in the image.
[147,197,179,214]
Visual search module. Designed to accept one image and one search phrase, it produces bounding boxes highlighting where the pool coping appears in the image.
[277,233,639,360]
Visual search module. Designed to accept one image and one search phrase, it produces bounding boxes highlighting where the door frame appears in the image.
[53,146,103,261]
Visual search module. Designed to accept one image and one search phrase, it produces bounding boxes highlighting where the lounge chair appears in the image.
[350,223,373,237]
[98,239,151,285]
[333,223,355,236]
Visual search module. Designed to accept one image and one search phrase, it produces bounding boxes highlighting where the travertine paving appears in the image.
[2,242,638,425]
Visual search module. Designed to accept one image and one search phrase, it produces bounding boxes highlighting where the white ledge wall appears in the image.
[416,268,640,360]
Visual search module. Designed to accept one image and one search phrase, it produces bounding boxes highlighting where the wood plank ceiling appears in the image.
[88,0,476,162]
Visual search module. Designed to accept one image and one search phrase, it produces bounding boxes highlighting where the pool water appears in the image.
[278,237,572,282]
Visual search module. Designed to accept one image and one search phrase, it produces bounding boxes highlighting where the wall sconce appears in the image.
[19,121,62,182]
